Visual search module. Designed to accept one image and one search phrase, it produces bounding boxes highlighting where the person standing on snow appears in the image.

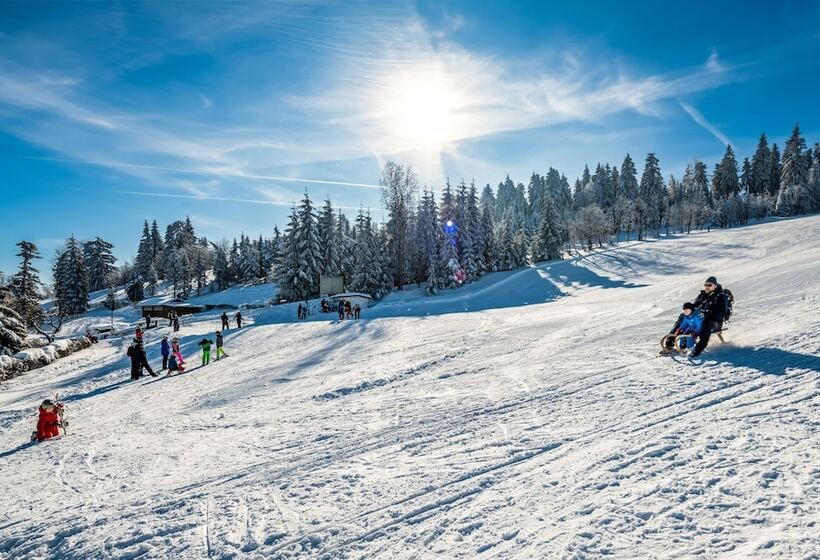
[235,311,243,329]
[171,337,185,367]
[221,312,229,330]
[134,326,143,342]
[354,304,361,319]
[337,299,345,321]
[215,331,227,360]
[127,339,157,380]
[690,276,729,358]
[160,335,170,370]
[167,309,176,327]
[198,337,214,366]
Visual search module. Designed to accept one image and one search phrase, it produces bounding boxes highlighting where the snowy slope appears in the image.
[1,216,819,559]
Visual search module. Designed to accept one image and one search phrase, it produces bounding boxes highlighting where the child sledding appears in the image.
[661,275,734,357]
[32,397,67,442]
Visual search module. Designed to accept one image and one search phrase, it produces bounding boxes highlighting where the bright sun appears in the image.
[381,67,460,150]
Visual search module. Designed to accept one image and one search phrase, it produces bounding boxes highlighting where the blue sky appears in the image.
[1,0,819,279]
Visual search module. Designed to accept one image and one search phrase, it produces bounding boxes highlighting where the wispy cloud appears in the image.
[679,101,731,146]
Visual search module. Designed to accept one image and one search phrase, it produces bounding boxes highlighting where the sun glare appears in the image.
[382,68,461,150]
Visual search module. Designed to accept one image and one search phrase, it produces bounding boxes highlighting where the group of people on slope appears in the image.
[664,275,733,357]
[166,310,181,332]
[127,330,228,380]
[318,298,362,320]
[220,311,243,330]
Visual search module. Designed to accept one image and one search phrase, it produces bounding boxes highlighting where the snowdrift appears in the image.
[1,215,819,559]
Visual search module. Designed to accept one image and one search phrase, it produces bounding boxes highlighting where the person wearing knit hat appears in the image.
[689,275,730,357]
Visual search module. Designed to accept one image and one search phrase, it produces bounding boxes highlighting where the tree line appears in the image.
[1,122,818,347]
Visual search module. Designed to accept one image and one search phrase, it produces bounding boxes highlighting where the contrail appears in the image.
[72,187,364,211]
[16,155,383,190]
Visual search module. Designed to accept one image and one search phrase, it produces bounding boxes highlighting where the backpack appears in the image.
[723,288,735,322]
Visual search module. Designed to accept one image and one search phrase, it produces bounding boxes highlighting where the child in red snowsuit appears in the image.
[36,399,63,441]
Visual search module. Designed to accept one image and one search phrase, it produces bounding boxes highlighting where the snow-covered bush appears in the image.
[0,336,92,381]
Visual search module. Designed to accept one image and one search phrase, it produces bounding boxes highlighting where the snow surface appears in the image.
[1,216,819,559]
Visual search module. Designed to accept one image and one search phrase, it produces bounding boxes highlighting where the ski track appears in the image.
[1,216,820,559]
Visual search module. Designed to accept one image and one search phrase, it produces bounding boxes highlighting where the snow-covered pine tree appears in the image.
[145,262,158,295]
[494,175,516,222]
[808,152,820,212]
[467,181,486,278]
[150,220,164,278]
[639,153,667,236]
[768,143,782,197]
[53,235,90,316]
[750,133,771,196]
[455,179,480,282]
[237,234,258,282]
[380,161,418,291]
[318,199,342,278]
[479,185,496,272]
[416,190,442,295]
[740,157,751,195]
[10,241,44,327]
[336,212,355,289]
[135,220,154,279]
[211,241,232,291]
[776,123,811,216]
[693,160,712,207]
[295,192,323,299]
[167,248,191,299]
[0,303,28,355]
[532,196,564,262]
[193,246,207,296]
[350,209,381,296]
[256,235,267,280]
[712,144,740,201]
[83,237,117,292]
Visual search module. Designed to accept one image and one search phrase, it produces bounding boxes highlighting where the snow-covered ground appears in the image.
[1,216,819,559]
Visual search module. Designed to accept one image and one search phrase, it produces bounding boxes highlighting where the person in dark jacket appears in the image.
[127,339,157,380]
[215,331,227,360]
[160,335,170,370]
[690,276,729,357]
[337,300,345,321]
[235,311,243,328]
[221,312,229,330]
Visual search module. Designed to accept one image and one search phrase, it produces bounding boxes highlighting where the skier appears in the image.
[168,309,176,327]
[662,302,703,353]
[134,326,143,342]
[690,276,730,358]
[160,335,170,370]
[85,329,99,344]
[35,399,64,441]
[215,331,227,360]
[198,337,213,366]
[221,311,229,330]
[345,300,352,319]
[173,314,180,332]
[235,311,243,329]
[297,303,304,320]
[171,337,186,368]
[337,299,345,321]
[354,303,361,319]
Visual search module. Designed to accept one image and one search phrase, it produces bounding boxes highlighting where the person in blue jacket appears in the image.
[160,335,170,370]
[663,302,703,352]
